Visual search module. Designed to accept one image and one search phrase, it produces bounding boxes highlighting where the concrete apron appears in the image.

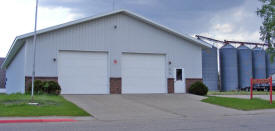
[62,94,271,121]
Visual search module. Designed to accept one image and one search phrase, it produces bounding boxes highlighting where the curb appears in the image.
[0,119,77,124]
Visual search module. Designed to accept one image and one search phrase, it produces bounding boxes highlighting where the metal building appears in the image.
[252,47,266,79]
[1,10,211,94]
[266,53,275,77]
[237,45,253,89]
[202,46,218,91]
[220,44,238,91]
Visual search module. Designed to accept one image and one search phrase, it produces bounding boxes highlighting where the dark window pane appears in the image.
[176,69,182,81]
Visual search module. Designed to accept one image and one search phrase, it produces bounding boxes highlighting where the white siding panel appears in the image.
[117,14,202,78]
[24,13,202,79]
[6,45,25,94]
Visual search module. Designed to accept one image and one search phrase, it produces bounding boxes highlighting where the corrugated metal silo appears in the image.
[252,47,266,79]
[220,44,238,91]
[266,53,275,77]
[237,45,253,89]
[202,46,218,91]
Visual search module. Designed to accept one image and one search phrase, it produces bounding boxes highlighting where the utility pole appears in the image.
[31,0,39,102]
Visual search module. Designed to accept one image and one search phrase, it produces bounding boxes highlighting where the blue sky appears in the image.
[0,0,263,57]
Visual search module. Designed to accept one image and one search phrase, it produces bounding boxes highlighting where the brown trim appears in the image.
[167,78,174,93]
[185,78,203,93]
[25,76,58,79]
[110,77,121,94]
[186,78,203,80]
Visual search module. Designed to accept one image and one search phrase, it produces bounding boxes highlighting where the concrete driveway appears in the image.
[63,94,252,121]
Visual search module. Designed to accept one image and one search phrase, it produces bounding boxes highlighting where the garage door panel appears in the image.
[122,53,166,94]
[58,51,108,94]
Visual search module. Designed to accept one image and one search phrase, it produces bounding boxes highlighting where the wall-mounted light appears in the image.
[114,25,117,29]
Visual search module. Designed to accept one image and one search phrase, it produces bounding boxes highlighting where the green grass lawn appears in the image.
[202,96,275,111]
[207,91,274,95]
[0,94,90,117]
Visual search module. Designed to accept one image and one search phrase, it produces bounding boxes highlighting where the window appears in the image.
[176,69,182,81]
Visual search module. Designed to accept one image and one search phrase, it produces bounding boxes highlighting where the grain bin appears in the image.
[252,47,266,79]
[220,44,238,91]
[237,45,253,89]
[202,46,218,91]
[266,52,275,77]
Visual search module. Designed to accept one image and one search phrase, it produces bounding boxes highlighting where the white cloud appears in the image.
[199,28,261,45]
[38,6,82,29]
[197,0,262,46]
[0,0,80,57]
[213,24,234,33]
[125,0,157,5]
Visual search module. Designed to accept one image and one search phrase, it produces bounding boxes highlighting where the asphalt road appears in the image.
[0,113,274,131]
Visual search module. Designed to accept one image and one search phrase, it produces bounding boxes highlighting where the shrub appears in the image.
[26,80,61,95]
[189,81,208,96]
[27,80,44,95]
[42,81,61,95]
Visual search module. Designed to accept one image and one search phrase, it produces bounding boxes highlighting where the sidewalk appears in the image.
[211,95,275,100]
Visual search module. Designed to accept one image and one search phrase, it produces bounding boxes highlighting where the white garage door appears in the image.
[58,51,108,94]
[122,53,166,94]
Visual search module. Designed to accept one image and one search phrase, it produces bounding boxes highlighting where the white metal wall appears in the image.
[23,13,202,79]
[6,45,25,94]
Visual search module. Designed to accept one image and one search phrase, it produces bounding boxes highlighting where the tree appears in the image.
[257,0,275,49]
[257,0,275,61]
